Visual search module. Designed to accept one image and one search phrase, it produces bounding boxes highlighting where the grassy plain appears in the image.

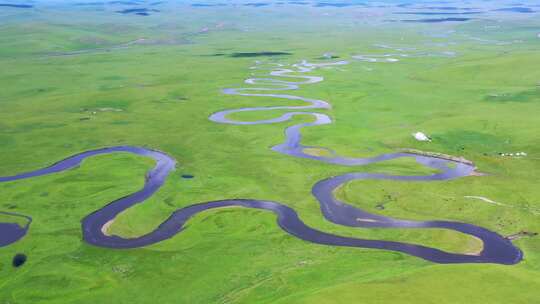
[0,1,539,303]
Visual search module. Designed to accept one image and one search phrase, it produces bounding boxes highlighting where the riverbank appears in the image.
[399,148,475,166]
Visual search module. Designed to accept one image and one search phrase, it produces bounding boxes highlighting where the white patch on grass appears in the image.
[464,196,504,206]
[412,132,431,142]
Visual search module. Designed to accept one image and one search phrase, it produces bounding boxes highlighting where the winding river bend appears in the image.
[0,60,522,264]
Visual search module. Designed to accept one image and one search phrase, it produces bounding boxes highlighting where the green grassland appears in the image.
[1,1,539,303]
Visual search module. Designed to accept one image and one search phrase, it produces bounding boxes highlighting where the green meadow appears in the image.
[0,1,539,303]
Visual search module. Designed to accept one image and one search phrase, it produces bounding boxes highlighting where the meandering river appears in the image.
[0,60,522,264]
